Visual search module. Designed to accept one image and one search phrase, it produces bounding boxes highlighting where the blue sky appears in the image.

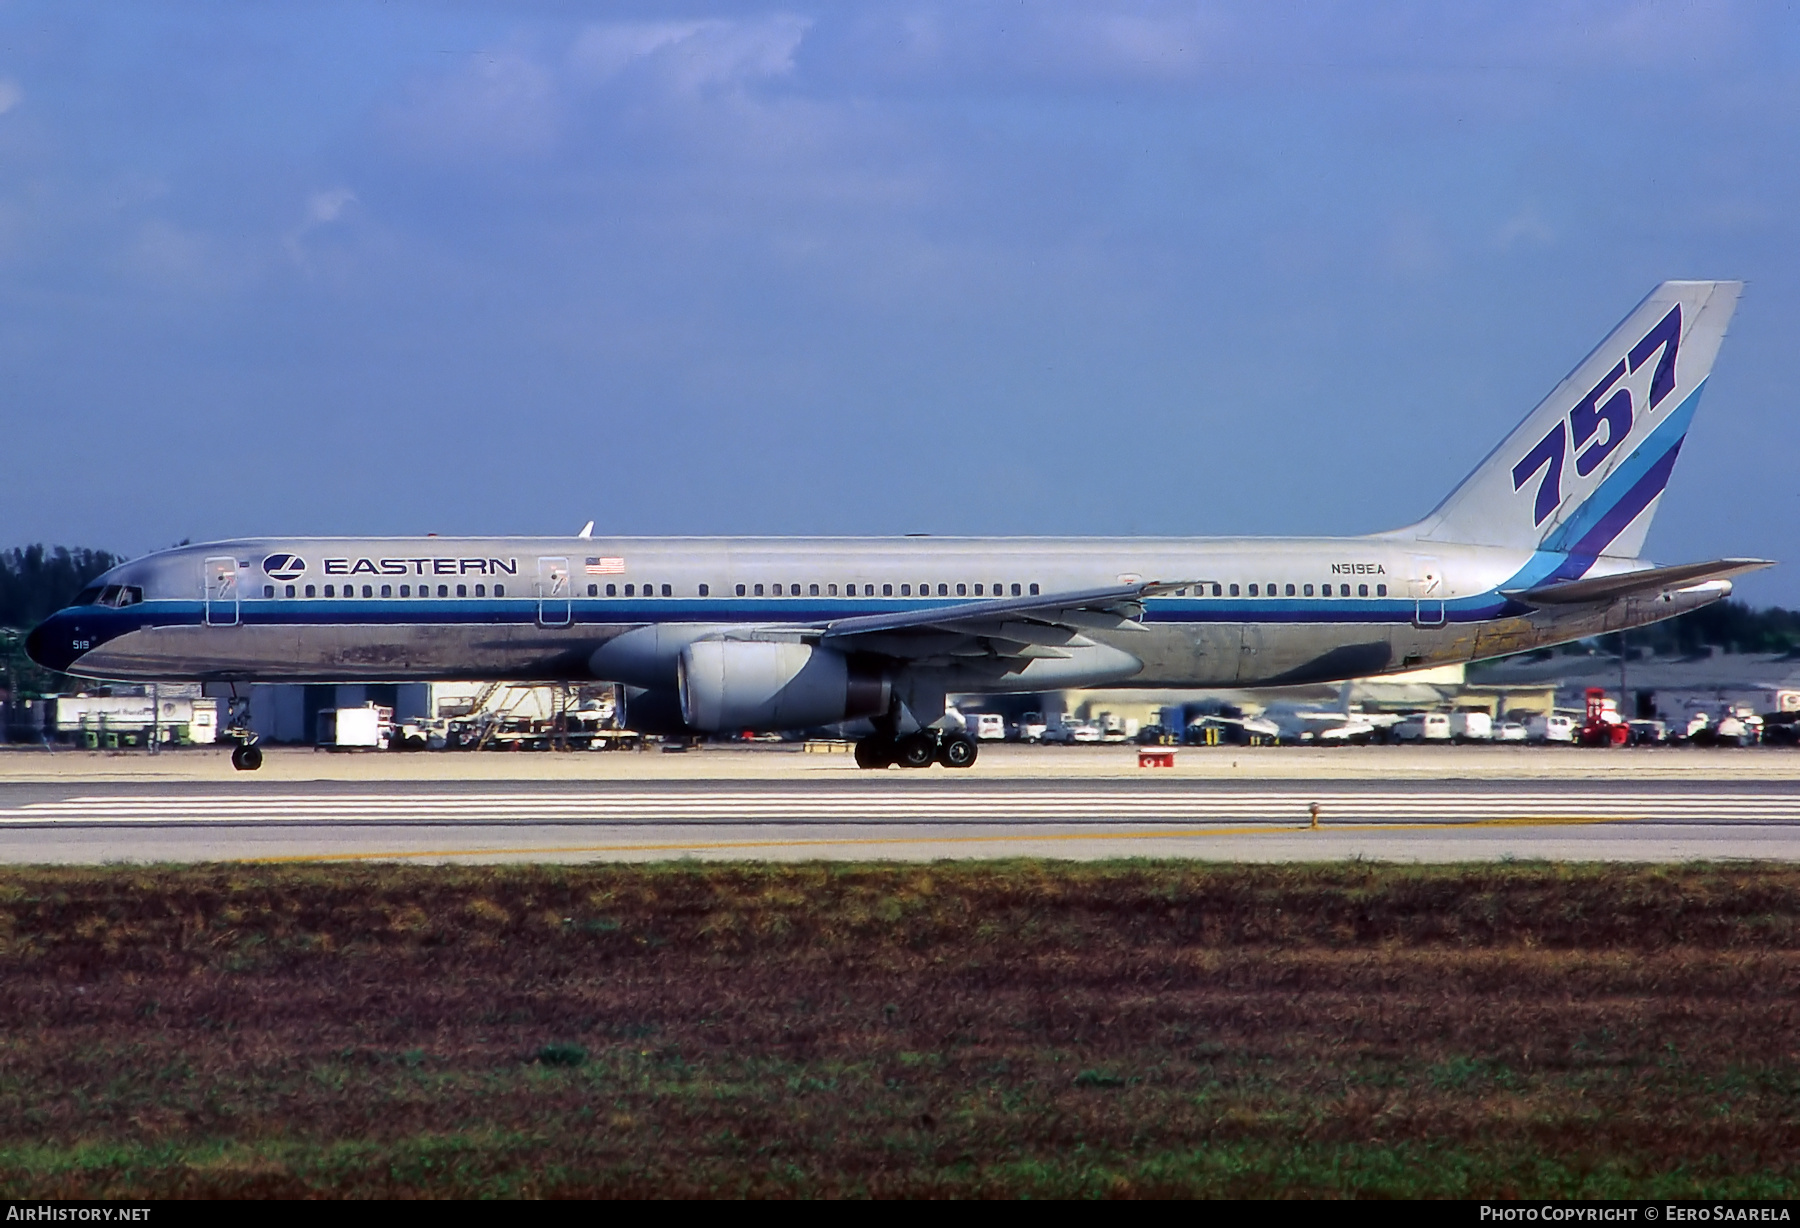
[4,1,1799,602]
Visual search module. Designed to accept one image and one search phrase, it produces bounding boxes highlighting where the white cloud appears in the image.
[0,79,20,115]
[1495,205,1556,248]
[306,187,357,226]
[569,15,811,92]
[285,187,358,265]
[388,49,560,158]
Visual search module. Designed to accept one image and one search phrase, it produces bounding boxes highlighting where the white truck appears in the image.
[964,713,1007,741]
[1448,711,1493,742]
[52,693,218,747]
[316,704,393,750]
[1525,713,1576,744]
[1394,712,1452,742]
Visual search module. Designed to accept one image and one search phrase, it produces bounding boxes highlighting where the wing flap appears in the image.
[820,580,1189,640]
[1507,558,1773,605]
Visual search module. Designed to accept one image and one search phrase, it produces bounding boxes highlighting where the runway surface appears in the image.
[2,774,1799,862]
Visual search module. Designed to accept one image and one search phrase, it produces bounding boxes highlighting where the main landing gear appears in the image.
[854,730,978,770]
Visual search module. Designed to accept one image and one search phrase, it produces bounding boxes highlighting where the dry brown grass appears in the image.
[0,861,1797,1197]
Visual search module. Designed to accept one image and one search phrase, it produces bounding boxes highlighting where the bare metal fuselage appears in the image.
[29,534,1722,692]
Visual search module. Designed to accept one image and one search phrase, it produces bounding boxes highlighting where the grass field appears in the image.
[1,861,1798,1198]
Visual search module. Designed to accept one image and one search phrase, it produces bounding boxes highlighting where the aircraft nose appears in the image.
[23,616,74,672]
[23,622,48,667]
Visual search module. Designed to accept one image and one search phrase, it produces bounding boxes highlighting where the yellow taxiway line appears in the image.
[247,813,1645,863]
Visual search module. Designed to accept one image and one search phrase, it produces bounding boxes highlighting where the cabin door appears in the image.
[537,556,572,627]
[1409,556,1446,628]
[204,556,239,627]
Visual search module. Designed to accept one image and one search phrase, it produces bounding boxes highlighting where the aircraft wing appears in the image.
[814,580,1194,660]
[1506,558,1774,606]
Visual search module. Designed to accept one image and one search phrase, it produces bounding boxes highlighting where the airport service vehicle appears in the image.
[1579,687,1631,747]
[1527,714,1577,744]
[1017,712,1049,743]
[1394,712,1452,742]
[26,282,1773,771]
[1449,710,1493,742]
[316,703,392,751]
[964,713,1007,741]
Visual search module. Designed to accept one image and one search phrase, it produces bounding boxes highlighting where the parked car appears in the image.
[1494,720,1528,743]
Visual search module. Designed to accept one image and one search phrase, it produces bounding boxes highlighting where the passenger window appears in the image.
[1029,583,1039,596]
[496,584,505,597]
[1304,584,1314,596]
[400,585,411,598]
[625,584,636,596]
[1248,584,1258,596]
[455,584,465,598]
[735,584,745,596]
[938,583,948,596]
[325,585,335,597]
[810,583,820,596]
[698,584,709,597]
[1229,584,1240,597]
[956,583,966,596]
[263,585,275,598]
[662,584,672,597]
[1377,584,1387,596]
[900,584,911,596]
[1340,584,1350,597]
[882,584,893,596]
[864,584,874,596]
[363,585,374,598]
[382,585,394,598]
[285,584,296,598]
[1209,583,1220,597]
[1011,583,1022,596]
[828,584,837,596]
[974,584,983,596]
[754,584,763,596]
[587,584,597,597]
[305,585,316,598]
[437,585,448,598]
[1268,582,1277,594]
[474,584,484,597]
[1358,584,1369,597]
[1285,584,1295,596]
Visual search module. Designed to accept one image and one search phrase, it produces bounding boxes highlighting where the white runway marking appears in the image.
[3,789,1797,825]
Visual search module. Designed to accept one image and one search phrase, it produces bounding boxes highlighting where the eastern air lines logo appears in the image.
[262,553,307,582]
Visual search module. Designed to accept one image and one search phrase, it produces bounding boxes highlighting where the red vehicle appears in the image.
[1580,687,1630,747]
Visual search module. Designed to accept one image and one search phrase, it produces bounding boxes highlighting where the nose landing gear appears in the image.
[853,730,979,770]
[222,690,263,771]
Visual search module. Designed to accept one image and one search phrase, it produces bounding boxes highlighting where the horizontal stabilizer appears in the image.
[1506,558,1773,606]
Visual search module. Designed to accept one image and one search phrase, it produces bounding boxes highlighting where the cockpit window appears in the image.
[89,585,144,608]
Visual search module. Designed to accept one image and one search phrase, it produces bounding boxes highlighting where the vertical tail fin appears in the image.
[1409,281,1742,556]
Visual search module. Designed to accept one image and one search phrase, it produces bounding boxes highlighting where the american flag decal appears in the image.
[585,557,625,575]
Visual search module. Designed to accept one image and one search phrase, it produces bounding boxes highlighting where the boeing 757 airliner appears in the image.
[27,281,1769,770]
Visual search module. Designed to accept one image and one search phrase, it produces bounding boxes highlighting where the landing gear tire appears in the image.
[895,733,938,769]
[854,735,895,770]
[939,733,978,768]
[231,742,263,772]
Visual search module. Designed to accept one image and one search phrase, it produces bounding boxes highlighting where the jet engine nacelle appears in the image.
[678,641,890,733]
